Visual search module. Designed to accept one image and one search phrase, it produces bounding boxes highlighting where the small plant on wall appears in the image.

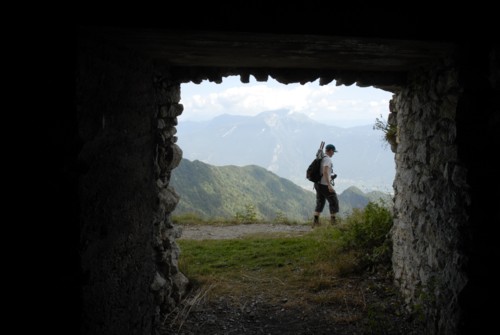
[373,113,397,151]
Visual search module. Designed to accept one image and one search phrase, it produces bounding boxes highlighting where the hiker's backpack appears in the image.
[306,141,325,183]
[306,157,323,183]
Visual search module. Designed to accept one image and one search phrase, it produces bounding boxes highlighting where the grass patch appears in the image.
[179,225,351,304]
[177,202,393,305]
[170,203,425,333]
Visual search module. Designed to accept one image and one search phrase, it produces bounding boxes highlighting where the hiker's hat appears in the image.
[325,144,338,152]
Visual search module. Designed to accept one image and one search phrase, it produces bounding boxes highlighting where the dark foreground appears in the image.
[162,273,426,335]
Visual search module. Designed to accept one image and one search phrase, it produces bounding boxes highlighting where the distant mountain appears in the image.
[365,190,393,206]
[170,159,392,221]
[176,109,395,194]
[339,186,393,215]
[339,186,370,209]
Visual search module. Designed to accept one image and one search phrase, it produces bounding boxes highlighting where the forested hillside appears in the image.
[170,159,392,221]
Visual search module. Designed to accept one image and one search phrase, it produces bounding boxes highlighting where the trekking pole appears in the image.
[316,141,325,159]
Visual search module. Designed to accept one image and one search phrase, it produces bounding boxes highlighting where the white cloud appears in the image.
[179,76,393,128]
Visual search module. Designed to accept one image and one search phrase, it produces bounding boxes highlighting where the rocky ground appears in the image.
[162,224,426,335]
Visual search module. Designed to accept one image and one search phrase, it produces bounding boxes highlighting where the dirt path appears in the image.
[178,223,312,240]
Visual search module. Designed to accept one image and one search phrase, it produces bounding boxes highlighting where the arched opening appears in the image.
[171,75,395,221]
[164,75,416,333]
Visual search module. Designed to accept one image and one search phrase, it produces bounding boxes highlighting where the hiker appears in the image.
[313,144,339,227]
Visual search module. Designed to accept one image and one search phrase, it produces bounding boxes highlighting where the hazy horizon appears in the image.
[180,76,393,128]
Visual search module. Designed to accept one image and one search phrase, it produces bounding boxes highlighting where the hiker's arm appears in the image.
[323,165,331,185]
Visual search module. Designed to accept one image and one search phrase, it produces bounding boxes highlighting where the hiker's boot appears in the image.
[313,216,320,228]
[330,216,336,225]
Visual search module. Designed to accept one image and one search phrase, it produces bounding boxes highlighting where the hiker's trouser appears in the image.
[314,183,339,214]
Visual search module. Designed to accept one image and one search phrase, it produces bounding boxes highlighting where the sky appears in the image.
[179,75,394,128]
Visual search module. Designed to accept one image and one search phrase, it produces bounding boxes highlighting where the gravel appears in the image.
[178,223,312,240]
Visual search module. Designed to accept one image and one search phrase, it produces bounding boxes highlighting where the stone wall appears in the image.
[77,35,187,335]
[391,60,470,334]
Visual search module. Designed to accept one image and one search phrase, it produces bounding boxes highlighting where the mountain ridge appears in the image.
[177,109,395,194]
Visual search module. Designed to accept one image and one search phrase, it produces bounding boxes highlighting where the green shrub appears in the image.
[336,202,393,272]
[234,204,259,224]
